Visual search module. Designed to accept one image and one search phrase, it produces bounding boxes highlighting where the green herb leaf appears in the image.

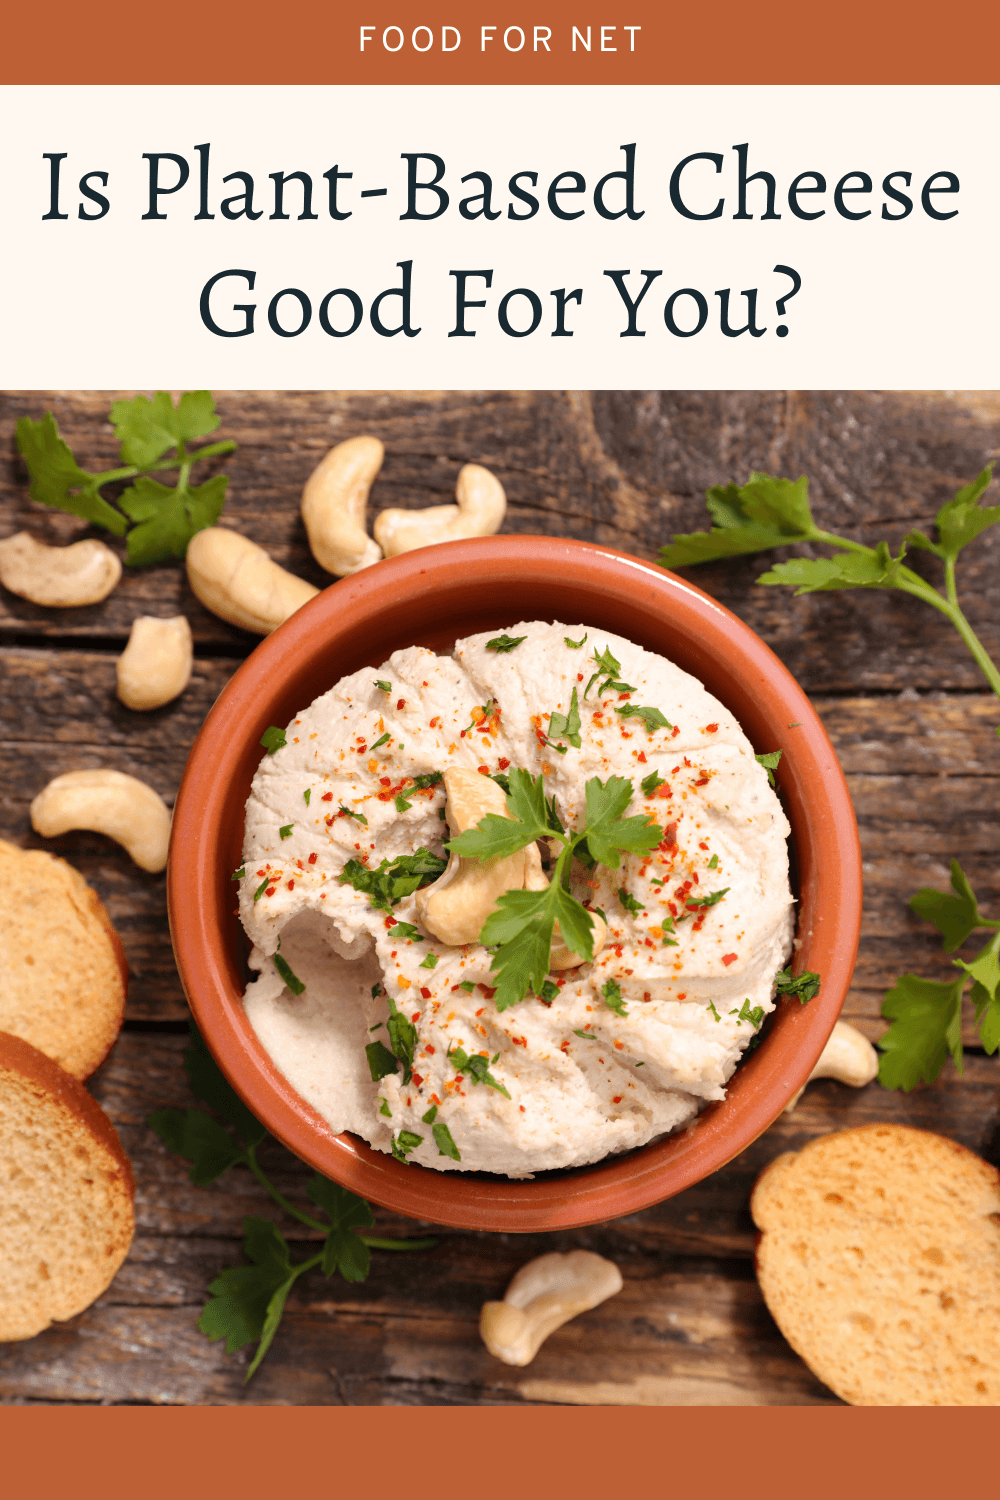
[708,853,719,869]
[708,1000,722,1022]
[686,887,729,910]
[366,1039,398,1080]
[386,997,417,1085]
[757,540,912,595]
[184,1021,268,1147]
[658,474,816,568]
[923,464,999,564]
[419,952,439,970]
[279,824,294,840]
[412,771,443,789]
[375,680,391,692]
[253,877,270,902]
[617,888,645,915]
[198,1216,293,1363]
[147,1107,246,1186]
[231,865,246,881]
[732,999,764,1028]
[391,1130,423,1161]
[421,1105,438,1124]
[537,980,560,1002]
[371,733,390,750]
[338,848,447,911]
[307,1176,374,1283]
[774,968,821,1004]
[338,806,367,826]
[273,953,305,995]
[909,859,984,953]
[432,1121,461,1160]
[584,776,661,867]
[573,1029,598,1041]
[584,645,622,698]
[548,687,582,749]
[394,793,413,813]
[15,413,128,534]
[447,1044,510,1097]
[260,726,287,754]
[119,472,228,566]
[490,772,510,794]
[641,770,667,796]
[877,972,965,1090]
[601,978,628,1017]
[389,920,424,943]
[111,390,220,468]
[379,1098,392,1116]
[755,750,782,787]
[303,788,311,805]
[486,634,527,653]
[565,633,587,649]
[614,704,672,733]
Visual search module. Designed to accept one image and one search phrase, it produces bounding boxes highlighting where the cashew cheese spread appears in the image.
[238,621,794,1178]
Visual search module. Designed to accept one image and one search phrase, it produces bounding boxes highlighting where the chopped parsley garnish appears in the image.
[618,887,645,915]
[365,1040,398,1081]
[372,982,384,998]
[260,726,286,754]
[614,704,672,733]
[390,921,424,943]
[707,1000,722,1022]
[394,793,413,813]
[339,848,447,911]
[273,954,305,995]
[685,887,729,909]
[391,1130,423,1161]
[371,732,391,750]
[601,978,628,1017]
[432,1122,461,1160]
[755,750,783,787]
[447,768,660,1011]
[419,952,439,970]
[641,769,667,795]
[338,806,367,826]
[486,634,527,653]
[303,788,311,805]
[457,980,476,993]
[421,1105,438,1124]
[379,1098,392,1117]
[573,1029,598,1041]
[279,824,294,840]
[412,771,443,789]
[584,645,622,698]
[369,1021,384,1031]
[231,865,245,882]
[491,772,510,794]
[708,853,719,869]
[537,980,560,1002]
[463,700,494,735]
[661,915,678,947]
[774,967,821,1004]
[447,1045,510,1097]
[598,678,637,696]
[375,680,391,692]
[386,996,417,1084]
[253,877,270,902]
[565,633,587,649]
[732,999,765,1029]
[547,687,581,751]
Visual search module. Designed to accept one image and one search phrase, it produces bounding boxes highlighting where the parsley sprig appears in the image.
[16,392,237,566]
[447,768,660,1011]
[660,465,1000,1091]
[148,1024,434,1382]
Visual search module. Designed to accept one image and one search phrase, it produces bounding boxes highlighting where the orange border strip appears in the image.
[3,0,999,83]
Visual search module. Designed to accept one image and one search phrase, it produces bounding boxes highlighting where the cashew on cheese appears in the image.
[784,1019,879,1111]
[116,615,193,710]
[301,435,385,577]
[30,769,172,874]
[374,463,506,557]
[0,531,121,607]
[480,1251,624,1367]
[186,527,318,635]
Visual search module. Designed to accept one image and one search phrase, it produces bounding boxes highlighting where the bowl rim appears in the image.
[168,534,862,1231]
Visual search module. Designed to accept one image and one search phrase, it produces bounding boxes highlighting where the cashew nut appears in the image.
[523,841,608,970]
[116,615,193,711]
[301,435,384,577]
[784,1019,879,1111]
[0,531,121,607]
[374,463,506,557]
[415,767,526,946]
[186,527,318,635]
[480,1251,623,1367]
[31,769,172,874]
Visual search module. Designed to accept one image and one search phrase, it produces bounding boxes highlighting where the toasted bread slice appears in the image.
[0,838,127,1079]
[751,1124,1000,1405]
[0,1032,135,1342]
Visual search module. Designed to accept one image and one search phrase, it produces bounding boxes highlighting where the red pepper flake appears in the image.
[694,776,709,787]
[684,757,692,768]
[478,765,489,775]
[422,681,429,687]
[520,1104,526,1112]
[692,871,699,884]
[671,726,680,738]
[512,1035,527,1047]
[411,1073,423,1087]
[643,938,654,948]
[475,1008,485,1016]
[411,1013,421,1022]
[308,852,317,864]
[498,757,510,770]
[612,1095,622,1103]
[397,699,406,710]
[722,953,738,967]
[577,673,584,682]
[385,916,398,928]
[705,722,719,733]
[265,886,276,897]
[424,1043,436,1055]
[560,1039,570,1053]
[287,879,295,890]
[477,983,497,999]
[637,751,647,763]
[661,823,678,848]
[429,716,440,728]
[321,791,333,801]
[380,776,391,787]
[420,987,432,1000]
[699,841,709,850]
[677,992,687,999]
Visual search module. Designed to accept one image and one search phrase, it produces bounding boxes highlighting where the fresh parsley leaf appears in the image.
[395,793,413,812]
[641,770,666,795]
[15,413,128,534]
[659,474,816,568]
[537,979,560,1002]
[391,1130,423,1161]
[307,1176,374,1283]
[615,704,672,733]
[421,1105,438,1124]
[419,951,439,969]
[386,997,417,1084]
[119,472,228,566]
[303,788,311,805]
[111,390,220,468]
[909,464,999,565]
[774,968,821,1003]
[338,805,367,825]
[389,920,424,942]
[909,859,984,953]
[379,1098,392,1116]
[147,1107,246,1186]
[253,877,270,902]
[584,776,660,867]
[757,540,911,595]
[231,865,246,881]
[273,954,305,995]
[685,887,729,909]
[601,978,628,1017]
[490,772,510,794]
[432,1121,461,1159]
[565,633,587,649]
[457,980,475,993]
[584,645,622,698]
[548,687,582,749]
[372,982,384,998]
[708,854,719,869]
[877,972,965,1090]
[573,1029,599,1041]
[732,999,764,1028]
[486,634,527,653]
[708,1000,721,1022]
[448,767,546,862]
[198,1215,294,1364]
[754,750,782,787]
[339,848,447,911]
[447,1044,510,1096]
[955,934,1000,1049]
[260,726,286,754]
[617,887,645,915]
[375,680,391,692]
[412,771,443,789]
[371,732,390,750]
[279,824,294,840]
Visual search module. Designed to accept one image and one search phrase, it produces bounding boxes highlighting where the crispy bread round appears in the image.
[0,838,127,1078]
[0,1031,135,1342]
[751,1124,1000,1405]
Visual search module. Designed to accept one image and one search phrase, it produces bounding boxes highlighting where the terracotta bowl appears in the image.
[168,535,861,1231]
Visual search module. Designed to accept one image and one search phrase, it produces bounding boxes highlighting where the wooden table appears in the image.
[1,390,997,1406]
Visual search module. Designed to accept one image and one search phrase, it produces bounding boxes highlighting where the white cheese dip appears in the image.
[239,622,794,1178]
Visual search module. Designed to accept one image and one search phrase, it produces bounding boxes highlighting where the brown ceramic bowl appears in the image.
[168,536,861,1231]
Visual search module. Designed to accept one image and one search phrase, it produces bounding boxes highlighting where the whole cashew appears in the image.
[523,842,608,970]
[0,532,121,607]
[186,527,318,635]
[31,769,172,874]
[784,1019,879,1111]
[374,463,506,557]
[480,1251,623,1367]
[116,615,193,711]
[415,767,526,947]
[301,435,384,577]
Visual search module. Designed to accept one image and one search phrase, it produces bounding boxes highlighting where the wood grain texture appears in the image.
[1,389,998,1406]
